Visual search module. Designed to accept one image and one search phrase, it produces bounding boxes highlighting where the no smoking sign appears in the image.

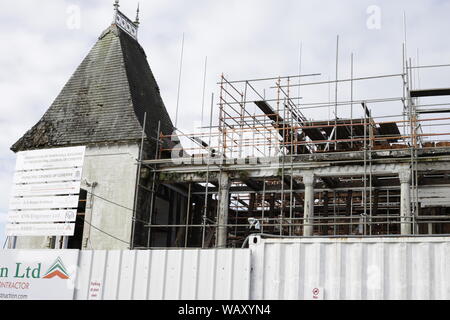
[312,287,324,300]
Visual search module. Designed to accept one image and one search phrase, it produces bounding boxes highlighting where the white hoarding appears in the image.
[15,146,85,171]
[6,223,75,236]
[11,181,82,197]
[13,167,83,184]
[0,250,79,300]
[7,210,77,223]
[9,195,80,210]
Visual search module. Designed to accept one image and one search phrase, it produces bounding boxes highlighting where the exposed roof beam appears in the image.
[410,88,450,97]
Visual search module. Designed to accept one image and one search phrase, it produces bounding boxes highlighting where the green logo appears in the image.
[42,257,70,279]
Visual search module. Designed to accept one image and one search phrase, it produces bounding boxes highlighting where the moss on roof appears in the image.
[11,24,174,152]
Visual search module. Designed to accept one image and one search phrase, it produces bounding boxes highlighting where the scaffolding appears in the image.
[136,54,450,249]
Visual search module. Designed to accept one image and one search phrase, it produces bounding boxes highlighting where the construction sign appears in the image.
[0,250,79,300]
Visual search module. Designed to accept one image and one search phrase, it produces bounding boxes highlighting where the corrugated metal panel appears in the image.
[74,249,250,300]
[249,236,450,300]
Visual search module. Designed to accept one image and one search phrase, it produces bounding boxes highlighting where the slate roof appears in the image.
[11,24,174,152]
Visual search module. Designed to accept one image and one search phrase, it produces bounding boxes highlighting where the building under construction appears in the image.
[139,58,450,249]
[9,2,450,251]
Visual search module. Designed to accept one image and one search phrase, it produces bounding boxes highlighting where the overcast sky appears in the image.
[1,0,450,245]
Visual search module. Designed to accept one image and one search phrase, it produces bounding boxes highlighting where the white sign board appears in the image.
[9,195,80,211]
[8,146,85,238]
[11,181,82,197]
[15,146,85,171]
[88,279,103,300]
[6,223,75,237]
[8,210,77,223]
[13,167,83,184]
[0,250,79,300]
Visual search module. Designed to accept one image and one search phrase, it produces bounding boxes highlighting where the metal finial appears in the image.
[113,0,120,23]
[135,3,140,26]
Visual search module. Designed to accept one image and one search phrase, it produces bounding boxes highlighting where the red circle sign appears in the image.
[312,288,320,296]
